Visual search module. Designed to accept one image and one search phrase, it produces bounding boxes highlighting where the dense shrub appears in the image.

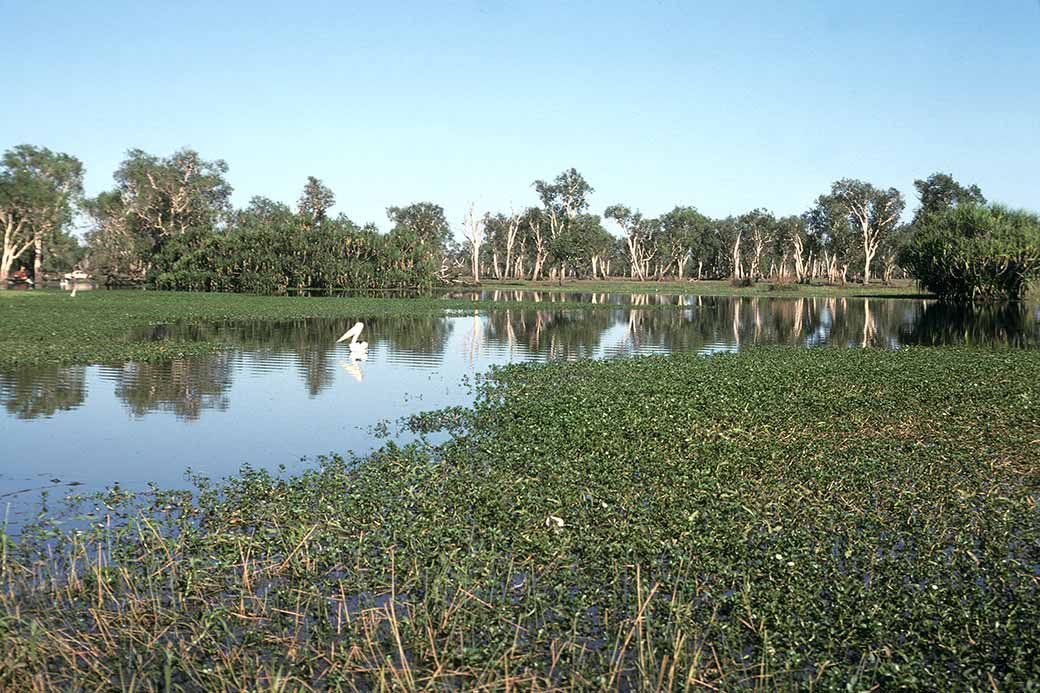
[900,204,1040,300]
[152,209,440,294]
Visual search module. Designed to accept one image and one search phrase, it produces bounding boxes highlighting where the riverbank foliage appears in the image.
[151,206,441,294]
[2,347,1037,690]
[9,141,1024,291]
[900,204,1040,301]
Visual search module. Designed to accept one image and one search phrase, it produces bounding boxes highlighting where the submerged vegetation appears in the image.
[1,347,1037,689]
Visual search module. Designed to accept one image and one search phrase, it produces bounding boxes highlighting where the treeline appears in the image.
[466,169,998,289]
[0,147,450,291]
[2,144,1037,298]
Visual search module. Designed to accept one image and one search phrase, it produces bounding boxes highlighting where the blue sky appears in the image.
[2,1,1037,236]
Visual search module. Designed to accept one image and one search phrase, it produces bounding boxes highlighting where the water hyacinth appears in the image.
[0,347,1038,690]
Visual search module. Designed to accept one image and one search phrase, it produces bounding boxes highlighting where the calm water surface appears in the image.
[2,294,1038,525]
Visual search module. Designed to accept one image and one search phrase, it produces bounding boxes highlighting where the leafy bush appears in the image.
[148,202,442,294]
[900,204,1040,300]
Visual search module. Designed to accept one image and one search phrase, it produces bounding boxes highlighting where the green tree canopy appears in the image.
[386,202,452,254]
[0,144,83,283]
[912,172,986,225]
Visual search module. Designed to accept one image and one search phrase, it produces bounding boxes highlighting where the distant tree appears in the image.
[0,145,83,284]
[586,216,615,279]
[42,227,86,274]
[912,173,985,225]
[298,176,335,226]
[604,204,656,280]
[519,207,547,280]
[659,206,711,279]
[805,195,856,283]
[774,215,807,281]
[115,148,231,242]
[533,168,593,278]
[243,195,294,222]
[484,211,524,279]
[462,203,485,282]
[86,148,231,279]
[83,191,146,281]
[553,213,611,280]
[831,179,905,285]
[738,209,775,281]
[387,202,452,252]
[878,223,912,284]
[714,216,745,280]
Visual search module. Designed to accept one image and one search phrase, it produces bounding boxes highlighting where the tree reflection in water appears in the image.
[103,355,234,420]
[0,365,86,419]
[2,297,1036,421]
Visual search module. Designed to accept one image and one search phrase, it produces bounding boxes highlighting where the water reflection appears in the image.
[2,297,1036,425]
[101,356,234,420]
[0,365,86,419]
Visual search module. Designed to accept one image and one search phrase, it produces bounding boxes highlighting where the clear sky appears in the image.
[2,0,1038,236]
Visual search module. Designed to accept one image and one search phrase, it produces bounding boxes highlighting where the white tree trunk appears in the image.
[732,236,743,279]
[463,203,484,283]
[1,214,33,285]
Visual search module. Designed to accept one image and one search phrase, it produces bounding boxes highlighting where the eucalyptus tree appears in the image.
[0,145,83,284]
[298,176,335,226]
[738,208,775,280]
[912,172,985,225]
[520,207,548,280]
[878,223,912,283]
[806,193,857,283]
[83,191,145,280]
[484,211,523,279]
[714,216,744,280]
[604,204,657,280]
[115,148,231,241]
[582,215,614,279]
[557,213,611,279]
[533,168,593,277]
[87,148,232,277]
[462,203,485,282]
[386,202,452,253]
[658,206,711,279]
[830,179,905,284]
[774,215,807,281]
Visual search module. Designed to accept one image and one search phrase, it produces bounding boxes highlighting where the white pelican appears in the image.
[336,321,368,356]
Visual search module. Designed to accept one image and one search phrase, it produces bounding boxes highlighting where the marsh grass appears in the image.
[1,347,1038,690]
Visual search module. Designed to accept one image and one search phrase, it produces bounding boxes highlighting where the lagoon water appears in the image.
[2,294,1038,526]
